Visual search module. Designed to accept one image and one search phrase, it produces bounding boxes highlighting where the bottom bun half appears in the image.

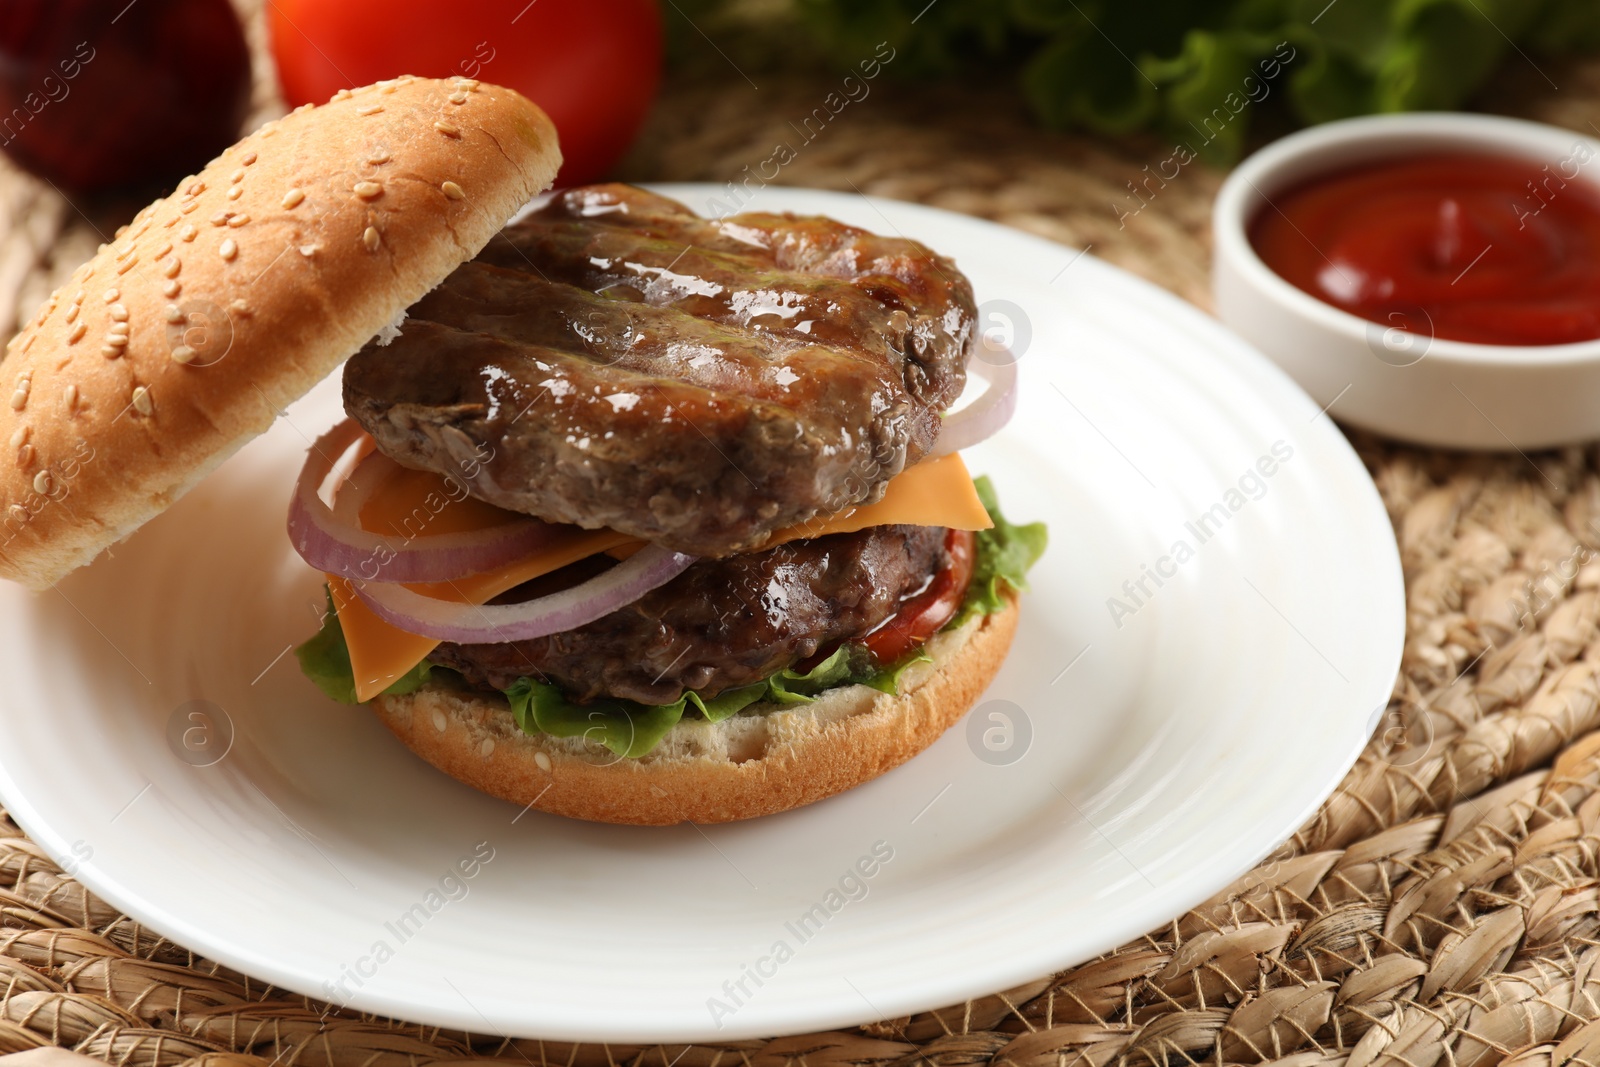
[371,593,1021,825]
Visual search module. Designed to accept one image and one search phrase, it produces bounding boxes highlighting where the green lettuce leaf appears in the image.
[688,683,769,722]
[779,0,1600,166]
[295,476,1047,758]
[765,643,875,704]
[958,476,1050,623]
[862,645,934,694]
[505,678,688,759]
[294,590,433,705]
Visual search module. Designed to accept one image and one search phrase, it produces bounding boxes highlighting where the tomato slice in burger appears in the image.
[861,528,977,667]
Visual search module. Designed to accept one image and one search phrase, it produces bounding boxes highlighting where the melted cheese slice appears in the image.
[334,450,992,701]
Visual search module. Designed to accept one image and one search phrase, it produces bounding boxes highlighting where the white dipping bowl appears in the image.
[1213,112,1600,450]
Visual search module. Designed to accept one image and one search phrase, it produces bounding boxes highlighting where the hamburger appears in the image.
[0,77,1045,825]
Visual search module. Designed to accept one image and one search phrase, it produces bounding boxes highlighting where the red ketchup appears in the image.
[1249,152,1600,347]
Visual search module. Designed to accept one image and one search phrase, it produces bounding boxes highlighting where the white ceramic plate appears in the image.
[0,185,1403,1043]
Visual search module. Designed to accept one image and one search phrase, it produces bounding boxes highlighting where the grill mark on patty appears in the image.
[343,183,975,558]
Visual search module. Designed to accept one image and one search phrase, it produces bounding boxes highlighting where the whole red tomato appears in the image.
[268,0,662,186]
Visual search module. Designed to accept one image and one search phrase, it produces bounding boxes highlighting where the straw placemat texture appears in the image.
[5,6,1600,1066]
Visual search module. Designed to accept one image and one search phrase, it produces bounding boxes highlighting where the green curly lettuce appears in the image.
[957,475,1050,623]
[296,477,1047,758]
[741,0,1600,165]
[502,643,879,759]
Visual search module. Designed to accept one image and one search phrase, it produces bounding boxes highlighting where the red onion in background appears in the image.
[0,0,251,195]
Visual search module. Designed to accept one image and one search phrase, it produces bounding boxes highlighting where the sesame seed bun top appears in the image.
[0,76,561,590]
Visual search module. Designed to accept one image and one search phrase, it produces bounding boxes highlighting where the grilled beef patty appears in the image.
[343,183,975,558]
[427,524,948,705]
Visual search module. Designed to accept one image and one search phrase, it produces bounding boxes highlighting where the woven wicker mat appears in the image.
[8,9,1600,1066]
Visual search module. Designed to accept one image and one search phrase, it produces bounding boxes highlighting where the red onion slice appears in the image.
[287,419,560,583]
[349,545,698,644]
[932,355,1019,457]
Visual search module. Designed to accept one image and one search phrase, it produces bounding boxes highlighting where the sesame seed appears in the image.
[230,168,245,183]
[441,181,465,200]
[64,305,78,324]
[6,504,24,522]
[32,471,51,495]
[228,299,250,316]
[109,303,128,322]
[534,751,551,771]
[449,92,467,105]
[455,78,480,91]
[9,426,27,448]
[357,104,383,116]
[227,214,250,227]
[180,201,198,214]
[115,256,138,275]
[171,345,197,365]
[219,239,237,261]
[211,212,231,226]
[332,88,352,101]
[105,334,127,349]
[154,242,172,259]
[131,386,152,416]
[103,289,118,303]
[478,737,494,758]
[63,384,77,411]
[434,121,460,137]
[431,710,446,732]
[180,225,197,242]
[380,82,398,95]
[72,290,84,304]
[165,305,185,324]
[241,151,257,165]
[12,445,29,469]
[9,393,25,413]
[298,244,318,257]
[225,186,242,201]
[113,239,131,256]
[66,323,85,344]
[163,281,181,298]
[367,152,391,165]
[353,181,382,199]
[100,346,120,359]
[162,256,181,278]
[185,180,205,196]
[281,188,304,209]
[362,227,380,252]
